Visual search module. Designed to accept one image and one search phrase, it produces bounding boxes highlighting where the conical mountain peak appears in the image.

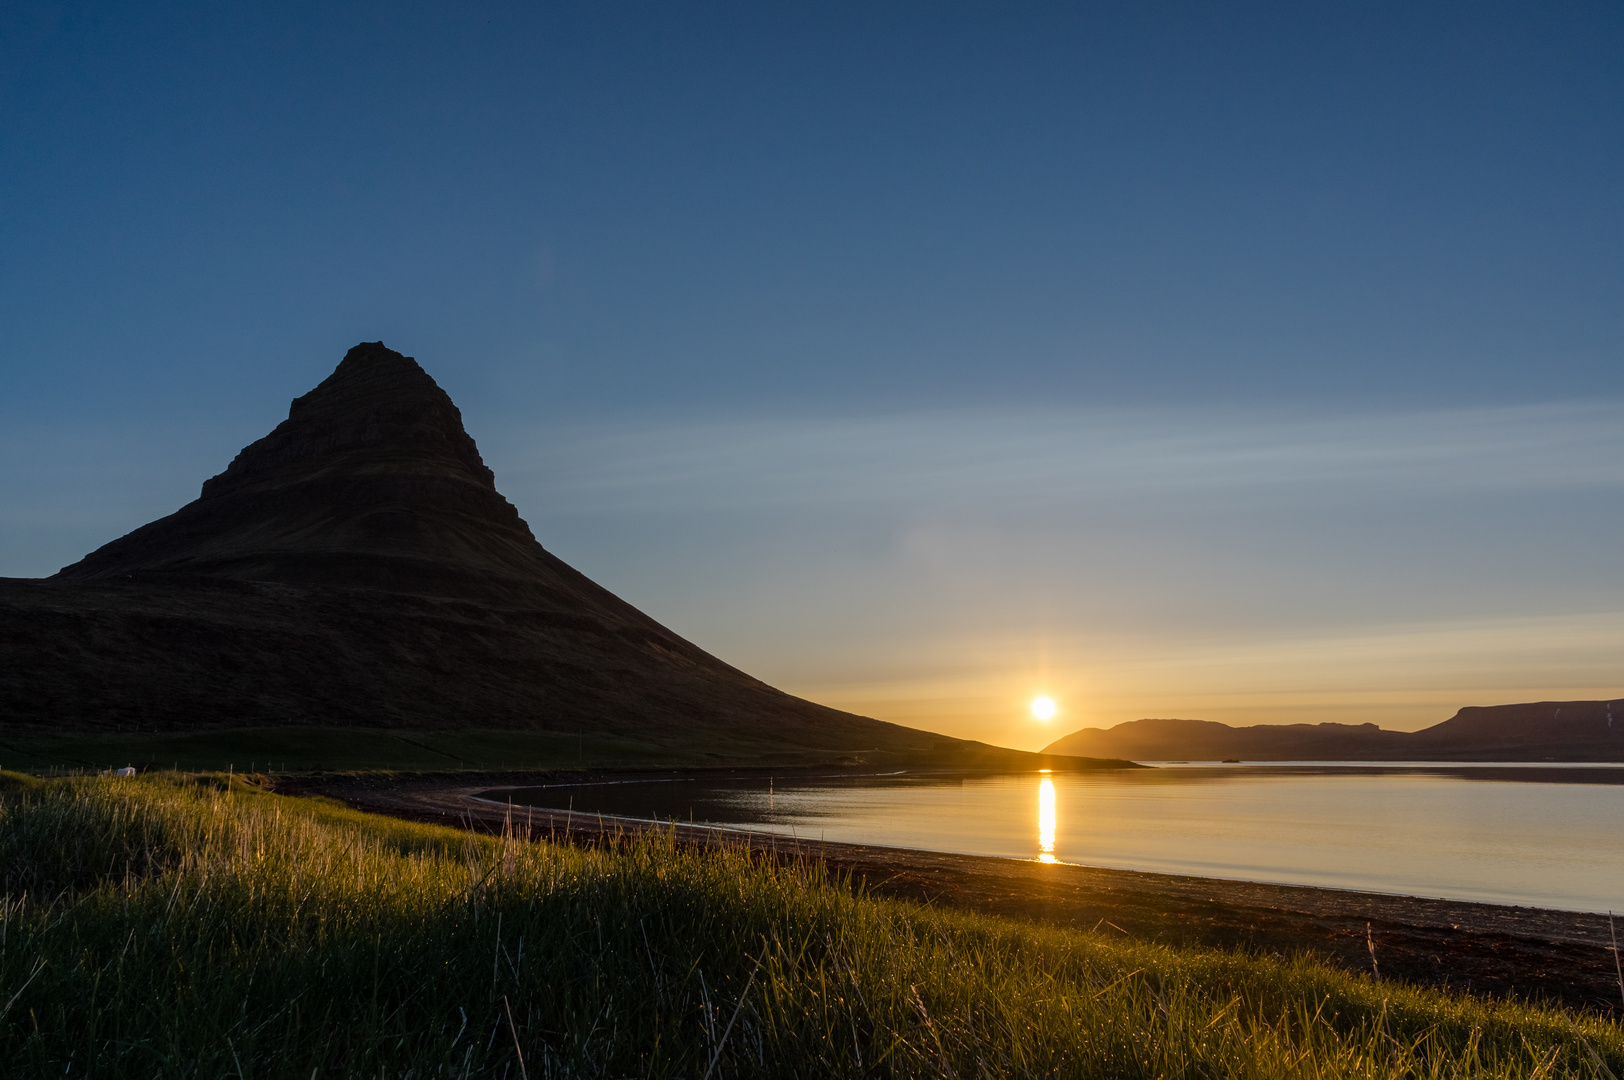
[55,343,558,598]
[201,342,496,499]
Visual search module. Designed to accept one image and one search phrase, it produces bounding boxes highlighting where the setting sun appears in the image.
[1030,696,1057,721]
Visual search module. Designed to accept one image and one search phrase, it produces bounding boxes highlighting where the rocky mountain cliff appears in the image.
[1043,700,1624,761]
[61,343,624,607]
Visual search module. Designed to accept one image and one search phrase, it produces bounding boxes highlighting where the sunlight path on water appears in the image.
[499,764,1624,912]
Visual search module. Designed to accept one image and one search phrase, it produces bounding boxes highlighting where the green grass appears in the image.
[2,772,1620,1078]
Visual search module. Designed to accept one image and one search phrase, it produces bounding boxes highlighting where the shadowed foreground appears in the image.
[2,772,1621,1078]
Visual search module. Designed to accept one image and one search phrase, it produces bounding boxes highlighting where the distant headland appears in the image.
[1043,700,1624,762]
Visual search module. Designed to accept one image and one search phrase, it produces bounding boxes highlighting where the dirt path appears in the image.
[288,770,1624,1015]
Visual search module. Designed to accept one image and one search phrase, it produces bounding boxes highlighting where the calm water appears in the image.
[492,764,1624,913]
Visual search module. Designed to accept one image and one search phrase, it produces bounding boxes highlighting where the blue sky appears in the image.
[3,2,1621,745]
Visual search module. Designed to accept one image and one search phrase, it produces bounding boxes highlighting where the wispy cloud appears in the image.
[492,401,1624,514]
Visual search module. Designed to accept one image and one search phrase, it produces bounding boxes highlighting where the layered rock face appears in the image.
[61,343,582,603]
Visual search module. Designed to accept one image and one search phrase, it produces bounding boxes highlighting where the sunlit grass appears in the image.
[1,770,1619,1078]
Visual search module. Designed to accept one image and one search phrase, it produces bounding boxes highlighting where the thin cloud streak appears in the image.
[497,401,1624,515]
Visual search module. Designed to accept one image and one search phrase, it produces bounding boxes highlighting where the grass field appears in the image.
[2,772,1620,1078]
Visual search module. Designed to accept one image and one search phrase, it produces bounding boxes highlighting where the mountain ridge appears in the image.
[1042,700,1624,761]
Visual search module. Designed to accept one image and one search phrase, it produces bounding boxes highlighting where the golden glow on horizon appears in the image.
[1030,696,1057,721]
[1037,777,1056,863]
[786,611,1624,750]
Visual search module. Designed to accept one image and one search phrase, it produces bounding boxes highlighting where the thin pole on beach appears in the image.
[1610,911,1624,1013]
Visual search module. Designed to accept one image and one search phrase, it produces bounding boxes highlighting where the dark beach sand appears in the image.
[288,770,1624,1015]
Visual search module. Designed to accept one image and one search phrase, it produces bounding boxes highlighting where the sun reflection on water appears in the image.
[1038,777,1056,863]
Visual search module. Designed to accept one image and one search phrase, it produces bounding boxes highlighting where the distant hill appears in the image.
[0,342,1122,770]
[1043,700,1624,762]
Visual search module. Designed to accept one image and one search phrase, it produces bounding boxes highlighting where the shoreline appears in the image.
[291,769,1624,1015]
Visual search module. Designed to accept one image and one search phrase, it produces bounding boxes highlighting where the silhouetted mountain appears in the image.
[1043,700,1624,762]
[57,343,551,599]
[1,343,1098,767]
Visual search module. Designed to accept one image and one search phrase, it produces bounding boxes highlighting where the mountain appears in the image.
[1042,719,1407,762]
[0,343,1103,768]
[56,341,550,599]
[1043,700,1624,762]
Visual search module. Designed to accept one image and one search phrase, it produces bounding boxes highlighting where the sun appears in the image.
[1030,696,1057,721]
